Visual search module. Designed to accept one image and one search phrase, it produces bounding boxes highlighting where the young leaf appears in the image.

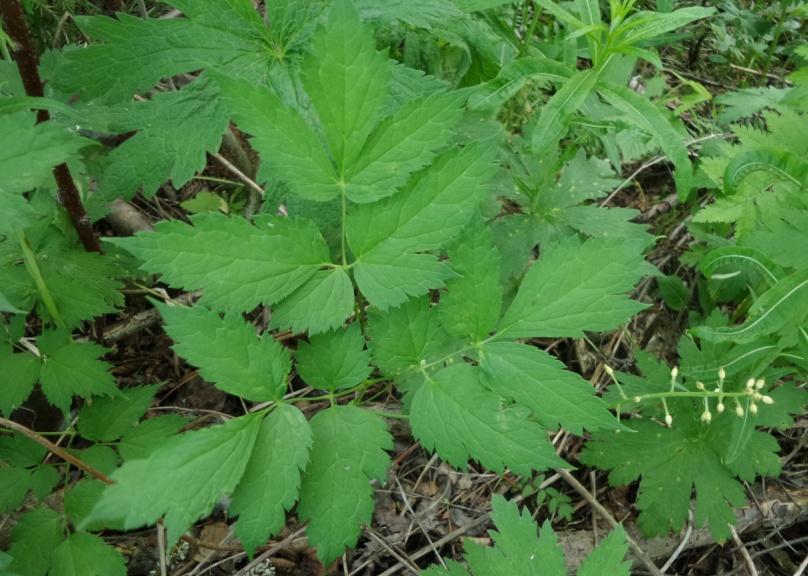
[497,237,652,339]
[109,214,330,313]
[296,324,372,392]
[50,532,126,576]
[158,303,290,401]
[480,342,620,434]
[77,384,159,442]
[298,405,392,564]
[410,364,566,475]
[83,413,261,546]
[7,508,64,576]
[38,331,117,414]
[439,219,503,341]
[231,404,312,556]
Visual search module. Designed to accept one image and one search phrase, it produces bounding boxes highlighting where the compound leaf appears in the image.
[158,303,290,401]
[298,405,392,564]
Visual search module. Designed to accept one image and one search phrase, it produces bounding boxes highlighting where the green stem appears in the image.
[17,230,64,328]
[608,390,752,409]
[340,188,348,267]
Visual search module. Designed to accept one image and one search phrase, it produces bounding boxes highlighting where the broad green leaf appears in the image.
[597,82,693,198]
[7,508,64,576]
[410,364,566,475]
[657,274,689,311]
[231,405,312,556]
[440,219,502,341]
[296,324,372,392]
[83,413,261,546]
[481,342,619,434]
[216,73,340,202]
[117,414,190,461]
[76,445,118,477]
[302,0,391,170]
[723,147,808,195]
[29,465,59,500]
[577,525,631,576]
[109,214,330,313]
[65,480,106,530]
[97,77,229,202]
[53,5,268,103]
[0,468,30,513]
[159,303,290,401]
[270,268,355,335]
[78,384,159,442]
[532,69,599,154]
[368,297,454,379]
[582,420,747,540]
[498,237,652,339]
[0,349,40,416]
[38,331,117,414]
[0,433,47,468]
[693,269,808,343]
[50,532,125,576]
[298,405,392,564]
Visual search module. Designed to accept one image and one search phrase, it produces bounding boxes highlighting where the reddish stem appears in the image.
[0,0,101,254]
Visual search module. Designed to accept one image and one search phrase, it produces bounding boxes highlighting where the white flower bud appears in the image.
[633,396,642,403]
[749,402,758,415]
[745,378,756,390]
[671,366,679,380]
[696,381,705,390]
[718,367,726,382]
[604,365,614,377]
[754,378,765,390]
[717,402,725,414]
[761,395,774,405]
[665,413,673,427]
[701,410,712,423]
[735,404,745,417]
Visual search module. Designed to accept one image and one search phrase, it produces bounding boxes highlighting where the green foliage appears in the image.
[422,496,631,576]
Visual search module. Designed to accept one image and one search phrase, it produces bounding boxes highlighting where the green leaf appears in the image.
[75,445,118,477]
[0,433,46,468]
[109,214,330,313]
[439,219,502,341]
[117,414,190,461]
[53,5,268,103]
[368,297,453,379]
[0,468,30,513]
[410,364,566,475]
[269,268,355,335]
[657,274,689,311]
[481,342,619,434]
[7,508,64,576]
[582,421,747,541]
[302,0,391,171]
[596,82,693,198]
[298,405,392,564]
[216,73,340,202]
[159,303,290,401]
[296,324,372,392]
[38,331,117,414]
[83,413,261,546]
[50,532,126,576]
[0,349,40,417]
[29,465,59,500]
[97,77,229,202]
[577,525,631,576]
[231,405,312,556]
[65,480,106,530]
[78,384,159,442]
[616,7,714,47]
[498,237,651,339]
[532,69,599,154]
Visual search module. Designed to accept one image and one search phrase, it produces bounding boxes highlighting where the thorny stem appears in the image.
[0,0,101,254]
[0,417,113,484]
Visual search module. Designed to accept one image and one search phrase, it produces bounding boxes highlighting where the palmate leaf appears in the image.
[158,303,291,401]
[231,404,312,556]
[109,213,330,313]
[218,0,466,204]
[298,405,392,564]
[83,413,261,546]
[423,496,631,576]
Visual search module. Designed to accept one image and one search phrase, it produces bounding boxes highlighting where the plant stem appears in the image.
[0,417,113,484]
[17,230,65,328]
[0,0,101,254]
